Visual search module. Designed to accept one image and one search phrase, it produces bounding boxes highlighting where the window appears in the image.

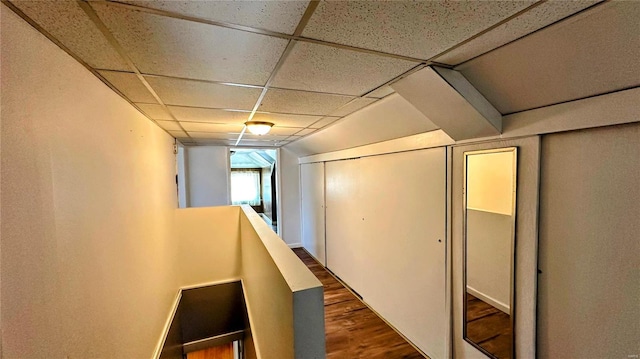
[230,169,261,206]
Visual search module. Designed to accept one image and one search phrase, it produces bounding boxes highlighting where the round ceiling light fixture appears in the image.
[245,121,274,135]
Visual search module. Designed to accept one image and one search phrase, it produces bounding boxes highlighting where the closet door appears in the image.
[300,162,326,265]
[359,148,447,359]
[325,159,364,293]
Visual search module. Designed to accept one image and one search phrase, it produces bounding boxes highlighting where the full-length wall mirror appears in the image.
[463,147,517,359]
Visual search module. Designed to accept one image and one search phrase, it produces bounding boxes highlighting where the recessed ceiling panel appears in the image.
[146,77,261,109]
[302,1,534,60]
[456,1,640,114]
[260,88,354,116]
[181,122,244,133]
[136,103,172,120]
[252,113,323,128]
[242,134,290,141]
[93,2,288,84]
[434,0,602,65]
[119,0,309,34]
[12,0,129,71]
[296,128,317,136]
[155,120,183,131]
[193,139,234,146]
[329,98,377,117]
[98,71,157,103]
[168,106,250,124]
[309,117,340,129]
[366,85,396,99]
[271,41,417,95]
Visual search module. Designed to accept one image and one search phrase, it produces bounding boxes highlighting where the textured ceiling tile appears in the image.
[181,122,245,133]
[155,120,183,131]
[193,139,235,145]
[237,139,279,147]
[271,41,417,95]
[168,106,250,124]
[252,113,323,128]
[329,98,377,117]
[456,1,640,114]
[93,2,288,84]
[296,128,317,136]
[309,117,340,129]
[434,0,602,65]
[119,0,309,34]
[242,134,290,141]
[260,88,354,116]
[136,103,172,120]
[267,127,304,136]
[365,85,396,99]
[168,130,188,138]
[12,0,129,70]
[146,77,261,109]
[302,1,534,60]
[188,132,237,140]
[98,71,157,103]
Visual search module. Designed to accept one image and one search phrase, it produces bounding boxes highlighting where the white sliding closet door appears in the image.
[324,149,447,359]
[325,159,364,293]
[359,148,447,359]
[301,162,326,265]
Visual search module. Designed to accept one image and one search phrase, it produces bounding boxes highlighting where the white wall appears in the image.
[278,147,302,247]
[185,146,230,207]
[1,8,179,358]
[538,123,640,358]
[300,162,325,264]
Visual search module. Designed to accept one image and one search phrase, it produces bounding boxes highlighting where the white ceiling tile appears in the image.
[251,113,323,128]
[267,127,304,136]
[434,0,602,65]
[93,3,288,84]
[155,120,183,131]
[181,122,245,133]
[329,98,377,117]
[168,130,188,138]
[136,103,172,120]
[188,132,237,140]
[98,71,157,103]
[194,139,236,146]
[169,107,250,124]
[456,1,640,114]
[366,86,396,99]
[302,1,534,60]
[242,134,290,141]
[146,77,261,109]
[271,41,417,95]
[309,117,340,129]
[236,140,279,147]
[296,128,317,136]
[260,88,355,116]
[12,0,129,71]
[119,1,309,34]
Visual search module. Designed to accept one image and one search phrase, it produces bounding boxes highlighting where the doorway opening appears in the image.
[229,148,278,234]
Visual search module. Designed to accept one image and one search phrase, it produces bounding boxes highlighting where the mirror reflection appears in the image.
[463,148,517,359]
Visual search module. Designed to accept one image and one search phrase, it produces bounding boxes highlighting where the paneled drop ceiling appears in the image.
[6,0,635,149]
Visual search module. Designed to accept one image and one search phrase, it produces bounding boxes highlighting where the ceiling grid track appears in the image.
[77,0,196,144]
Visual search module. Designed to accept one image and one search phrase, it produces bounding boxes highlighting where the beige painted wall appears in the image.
[175,207,241,287]
[186,146,230,207]
[239,206,324,359]
[466,151,514,216]
[538,123,639,358]
[1,8,179,358]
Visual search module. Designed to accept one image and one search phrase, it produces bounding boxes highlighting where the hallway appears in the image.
[293,248,425,359]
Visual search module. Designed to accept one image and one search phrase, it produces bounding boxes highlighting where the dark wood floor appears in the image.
[293,248,425,359]
[465,293,512,359]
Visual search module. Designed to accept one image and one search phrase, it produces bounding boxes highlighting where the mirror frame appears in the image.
[462,147,518,359]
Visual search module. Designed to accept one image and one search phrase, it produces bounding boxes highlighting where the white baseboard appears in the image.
[466,286,510,314]
[287,242,302,248]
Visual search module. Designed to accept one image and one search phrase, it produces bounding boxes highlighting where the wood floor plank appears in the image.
[293,248,426,359]
[186,342,234,359]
